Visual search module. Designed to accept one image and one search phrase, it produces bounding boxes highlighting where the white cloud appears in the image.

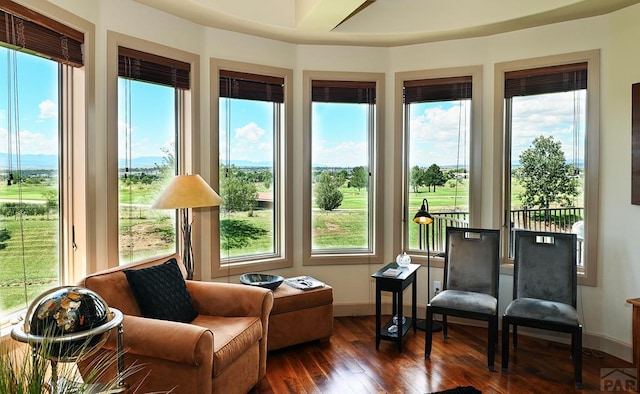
[0,127,58,155]
[511,92,586,161]
[409,103,471,168]
[235,122,265,142]
[38,99,57,119]
[313,139,368,167]
[219,122,274,163]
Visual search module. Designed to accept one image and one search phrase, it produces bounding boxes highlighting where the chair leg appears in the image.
[487,316,497,372]
[425,307,433,359]
[501,317,510,373]
[512,324,518,349]
[573,327,583,389]
[442,315,448,339]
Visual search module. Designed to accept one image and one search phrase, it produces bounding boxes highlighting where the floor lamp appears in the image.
[152,174,223,280]
[413,198,442,332]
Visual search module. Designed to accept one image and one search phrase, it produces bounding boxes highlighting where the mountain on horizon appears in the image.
[0,153,58,169]
[0,153,170,169]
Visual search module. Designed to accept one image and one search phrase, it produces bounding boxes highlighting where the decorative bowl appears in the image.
[239,273,284,290]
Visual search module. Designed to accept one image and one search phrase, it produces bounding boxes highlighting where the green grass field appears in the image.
[1,176,583,314]
[0,218,59,313]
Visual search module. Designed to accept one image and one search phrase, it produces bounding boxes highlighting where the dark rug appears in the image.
[431,386,482,394]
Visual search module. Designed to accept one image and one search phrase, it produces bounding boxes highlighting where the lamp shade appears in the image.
[151,174,223,209]
[413,198,433,225]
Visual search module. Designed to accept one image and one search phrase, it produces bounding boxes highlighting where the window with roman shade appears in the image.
[217,68,285,269]
[497,51,599,286]
[0,1,84,318]
[302,71,385,266]
[117,46,191,264]
[402,75,473,257]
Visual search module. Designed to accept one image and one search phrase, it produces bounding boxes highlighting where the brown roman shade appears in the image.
[404,76,472,104]
[119,47,190,90]
[312,80,376,104]
[505,62,587,98]
[0,0,84,67]
[219,70,284,103]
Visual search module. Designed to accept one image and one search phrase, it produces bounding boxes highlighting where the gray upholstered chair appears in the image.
[425,227,500,371]
[501,230,582,388]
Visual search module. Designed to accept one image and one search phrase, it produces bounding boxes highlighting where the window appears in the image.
[0,3,84,316]
[117,47,187,264]
[496,50,600,285]
[395,67,482,265]
[212,59,292,276]
[107,33,198,273]
[303,71,384,265]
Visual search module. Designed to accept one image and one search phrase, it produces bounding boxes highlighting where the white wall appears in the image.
[598,3,640,350]
[40,0,640,361]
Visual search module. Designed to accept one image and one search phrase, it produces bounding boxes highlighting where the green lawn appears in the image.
[0,183,52,201]
[0,217,59,313]
[1,176,584,314]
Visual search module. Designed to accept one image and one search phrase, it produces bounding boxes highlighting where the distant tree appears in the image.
[220,219,268,250]
[349,166,368,192]
[337,169,348,180]
[220,175,258,212]
[42,190,58,220]
[43,190,58,211]
[315,172,344,211]
[425,164,446,192]
[410,166,425,193]
[262,171,272,190]
[515,135,579,212]
[0,228,10,250]
[155,144,176,180]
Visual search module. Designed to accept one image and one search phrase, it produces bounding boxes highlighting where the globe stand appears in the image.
[12,307,128,394]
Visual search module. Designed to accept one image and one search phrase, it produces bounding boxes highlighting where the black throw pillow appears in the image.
[124,258,198,323]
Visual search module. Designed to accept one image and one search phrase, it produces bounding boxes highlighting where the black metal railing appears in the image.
[421,207,585,267]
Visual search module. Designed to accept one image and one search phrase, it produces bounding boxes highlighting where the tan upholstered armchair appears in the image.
[77,253,274,393]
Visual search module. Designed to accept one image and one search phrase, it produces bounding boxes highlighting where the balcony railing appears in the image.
[421,207,584,268]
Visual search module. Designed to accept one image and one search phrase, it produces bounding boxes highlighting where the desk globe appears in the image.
[11,286,126,393]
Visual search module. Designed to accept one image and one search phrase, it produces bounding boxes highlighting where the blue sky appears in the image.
[220,98,274,166]
[0,49,59,160]
[1,49,585,170]
[118,79,175,161]
[409,100,471,169]
[312,102,369,168]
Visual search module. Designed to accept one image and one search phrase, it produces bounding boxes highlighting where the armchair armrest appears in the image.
[187,281,273,320]
[187,281,274,379]
[103,315,213,366]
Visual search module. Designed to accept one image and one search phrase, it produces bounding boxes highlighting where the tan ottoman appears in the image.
[268,283,334,351]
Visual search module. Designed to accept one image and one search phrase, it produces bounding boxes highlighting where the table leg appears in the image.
[375,281,381,349]
[397,288,403,353]
[412,273,417,332]
[633,304,640,391]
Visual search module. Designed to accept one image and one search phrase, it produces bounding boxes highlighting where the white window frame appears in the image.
[494,50,600,286]
[0,0,93,329]
[106,32,200,271]
[394,66,483,267]
[210,59,293,277]
[302,71,385,266]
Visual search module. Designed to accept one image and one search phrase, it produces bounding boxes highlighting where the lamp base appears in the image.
[416,319,442,332]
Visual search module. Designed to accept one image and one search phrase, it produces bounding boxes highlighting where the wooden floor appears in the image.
[252,315,634,394]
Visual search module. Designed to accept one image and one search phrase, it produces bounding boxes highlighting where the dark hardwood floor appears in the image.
[252,315,634,393]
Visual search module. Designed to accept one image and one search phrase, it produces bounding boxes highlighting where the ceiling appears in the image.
[135,0,640,47]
